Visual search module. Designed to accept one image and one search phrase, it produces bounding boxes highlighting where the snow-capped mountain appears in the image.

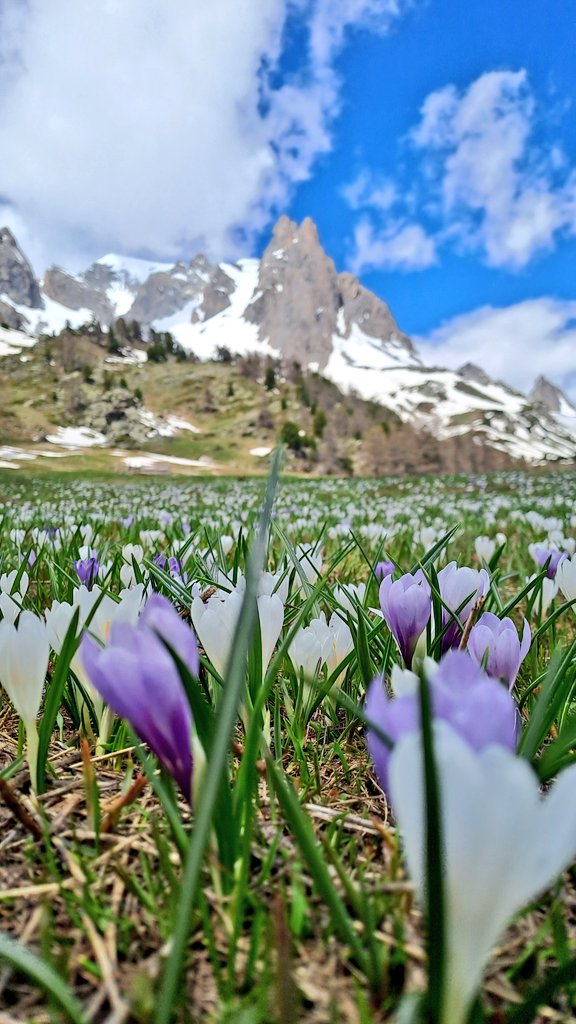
[1,216,576,465]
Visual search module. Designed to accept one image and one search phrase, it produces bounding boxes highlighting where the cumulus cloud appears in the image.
[0,0,409,270]
[417,297,576,401]
[350,218,437,271]
[345,68,576,273]
[411,70,576,268]
[342,171,397,211]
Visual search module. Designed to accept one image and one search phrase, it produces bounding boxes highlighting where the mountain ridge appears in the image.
[0,216,575,467]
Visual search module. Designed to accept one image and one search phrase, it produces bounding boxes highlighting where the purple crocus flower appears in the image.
[437,562,490,652]
[80,594,198,802]
[74,556,100,589]
[366,649,518,796]
[375,560,395,582]
[168,556,188,585]
[152,553,168,570]
[467,611,531,691]
[379,569,431,668]
[528,544,567,580]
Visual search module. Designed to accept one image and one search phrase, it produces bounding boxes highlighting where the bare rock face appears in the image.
[193,264,235,321]
[0,227,43,308]
[458,363,493,386]
[43,267,114,323]
[245,216,416,369]
[245,215,340,367]
[128,256,233,324]
[0,298,28,330]
[337,272,417,357]
[529,375,575,414]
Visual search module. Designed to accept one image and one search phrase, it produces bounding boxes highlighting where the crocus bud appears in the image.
[437,562,489,651]
[81,595,197,802]
[474,536,495,563]
[378,570,431,668]
[374,560,395,582]
[0,611,49,792]
[528,543,567,579]
[556,555,576,602]
[467,612,531,690]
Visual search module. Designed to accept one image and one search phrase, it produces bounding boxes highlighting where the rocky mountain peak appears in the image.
[458,362,493,386]
[244,215,415,369]
[0,226,43,308]
[529,375,575,414]
[43,266,114,323]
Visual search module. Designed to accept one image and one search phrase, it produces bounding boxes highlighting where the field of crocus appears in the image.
[1,462,576,1024]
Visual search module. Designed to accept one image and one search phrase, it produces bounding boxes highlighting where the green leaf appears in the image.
[518,640,576,762]
[0,930,86,1023]
[266,757,371,980]
[418,673,446,1022]
[505,954,576,1024]
[410,525,459,575]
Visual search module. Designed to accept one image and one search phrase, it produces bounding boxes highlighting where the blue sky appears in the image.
[282,0,576,334]
[0,0,575,395]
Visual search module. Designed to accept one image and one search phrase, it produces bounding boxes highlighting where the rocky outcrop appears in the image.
[43,267,114,323]
[529,375,575,414]
[0,228,43,308]
[82,388,153,445]
[244,216,416,369]
[458,362,493,386]
[244,216,340,367]
[337,272,417,357]
[128,256,226,323]
[0,299,28,330]
[192,264,235,321]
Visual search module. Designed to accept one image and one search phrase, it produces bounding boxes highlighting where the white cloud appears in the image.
[417,298,576,401]
[411,70,576,268]
[0,0,409,270]
[350,218,437,272]
[342,170,397,210]
[345,69,576,274]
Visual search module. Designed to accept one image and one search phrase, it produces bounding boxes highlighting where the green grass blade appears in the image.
[418,674,446,1022]
[266,757,372,980]
[0,930,86,1023]
[154,448,281,1024]
[36,607,81,794]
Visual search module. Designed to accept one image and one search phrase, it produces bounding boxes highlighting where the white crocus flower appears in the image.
[333,582,367,618]
[191,587,283,678]
[0,570,29,623]
[289,612,353,687]
[191,589,244,678]
[389,727,576,1024]
[323,612,354,680]
[474,536,495,562]
[257,594,284,675]
[120,543,145,587]
[527,573,558,617]
[258,570,290,604]
[45,584,146,744]
[0,612,49,792]
[556,555,576,603]
[288,624,324,678]
[291,544,324,595]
